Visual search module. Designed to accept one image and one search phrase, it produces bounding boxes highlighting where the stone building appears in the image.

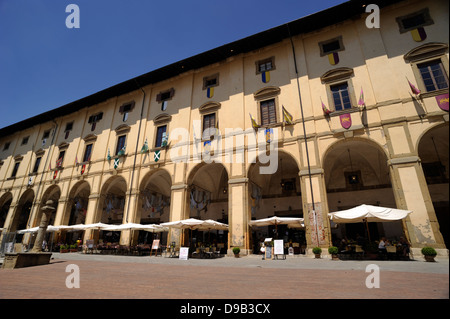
[0,0,448,256]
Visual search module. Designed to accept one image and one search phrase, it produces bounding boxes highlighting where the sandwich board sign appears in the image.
[179,247,189,260]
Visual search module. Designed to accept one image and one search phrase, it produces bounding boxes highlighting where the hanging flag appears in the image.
[140,138,149,153]
[53,170,58,180]
[206,87,214,98]
[56,157,63,168]
[407,78,421,95]
[358,87,365,107]
[249,113,260,129]
[107,149,111,162]
[113,158,120,169]
[117,145,126,157]
[339,113,352,129]
[328,52,339,65]
[282,105,294,125]
[203,141,211,155]
[81,164,86,175]
[161,132,168,147]
[411,27,427,42]
[321,100,333,115]
[75,155,79,166]
[265,128,273,144]
[154,150,161,162]
[261,71,270,83]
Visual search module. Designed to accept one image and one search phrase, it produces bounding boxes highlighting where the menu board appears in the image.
[179,247,189,260]
[151,239,160,250]
[274,240,284,255]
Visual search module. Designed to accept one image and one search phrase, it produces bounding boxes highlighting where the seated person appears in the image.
[378,237,387,253]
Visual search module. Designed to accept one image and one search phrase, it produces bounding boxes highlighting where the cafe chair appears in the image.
[354,245,365,260]
[386,245,397,260]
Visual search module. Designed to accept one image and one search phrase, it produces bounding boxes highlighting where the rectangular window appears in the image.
[3,142,10,151]
[56,151,65,167]
[83,144,93,162]
[396,8,434,33]
[116,135,126,155]
[331,83,352,111]
[202,113,216,139]
[11,162,20,178]
[32,157,42,173]
[417,60,449,92]
[42,130,50,140]
[155,125,167,148]
[21,136,29,145]
[260,99,277,126]
[65,122,73,131]
[256,57,275,74]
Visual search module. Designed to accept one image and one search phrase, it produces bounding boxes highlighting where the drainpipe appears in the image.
[286,25,320,246]
[124,80,146,223]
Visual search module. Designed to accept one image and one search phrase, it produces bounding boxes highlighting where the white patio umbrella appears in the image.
[17,225,61,234]
[328,204,412,223]
[328,204,412,241]
[101,223,168,232]
[160,218,222,248]
[57,224,88,232]
[249,216,304,238]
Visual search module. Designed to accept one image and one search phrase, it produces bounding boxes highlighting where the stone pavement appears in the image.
[0,253,448,316]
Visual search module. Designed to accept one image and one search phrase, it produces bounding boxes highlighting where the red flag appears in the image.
[321,100,332,115]
[407,79,421,95]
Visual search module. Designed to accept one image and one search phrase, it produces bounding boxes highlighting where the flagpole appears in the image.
[287,25,320,247]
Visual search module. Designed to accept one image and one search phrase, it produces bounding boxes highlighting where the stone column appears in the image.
[389,156,447,256]
[299,168,331,252]
[228,178,250,255]
[168,184,189,247]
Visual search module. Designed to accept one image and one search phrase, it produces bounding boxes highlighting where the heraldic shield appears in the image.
[339,113,352,129]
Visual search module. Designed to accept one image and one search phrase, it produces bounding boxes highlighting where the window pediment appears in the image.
[114,124,131,134]
[58,142,69,150]
[83,134,97,142]
[35,148,45,156]
[321,67,354,84]
[404,42,448,62]
[253,86,280,100]
[153,113,172,125]
[199,101,221,114]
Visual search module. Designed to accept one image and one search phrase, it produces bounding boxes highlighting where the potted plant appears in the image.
[232,247,240,258]
[70,244,78,253]
[328,246,339,260]
[60,244,69,253]
[312,247,322,259]
[421,247,437,262]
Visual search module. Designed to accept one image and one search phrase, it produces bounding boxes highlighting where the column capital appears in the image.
[387,156,420,166]
[299,168,324,176]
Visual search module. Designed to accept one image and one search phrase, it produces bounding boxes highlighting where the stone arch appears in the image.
[66,180,91,226]
[0,192,13,229]
[10,189,35,232]
[98,175,127,225]
[323,138,401,244]
[138,169,172,222]
[247,150,304,254]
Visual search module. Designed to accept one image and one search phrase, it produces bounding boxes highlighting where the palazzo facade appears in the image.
[0,0,448,256]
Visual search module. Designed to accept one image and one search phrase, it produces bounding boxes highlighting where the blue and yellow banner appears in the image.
[261,71,270,83]
[207,87,214,98]
[411,27,427,42]
[328,52,339,65]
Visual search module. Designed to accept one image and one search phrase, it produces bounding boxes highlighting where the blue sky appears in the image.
[0,0,347,129]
